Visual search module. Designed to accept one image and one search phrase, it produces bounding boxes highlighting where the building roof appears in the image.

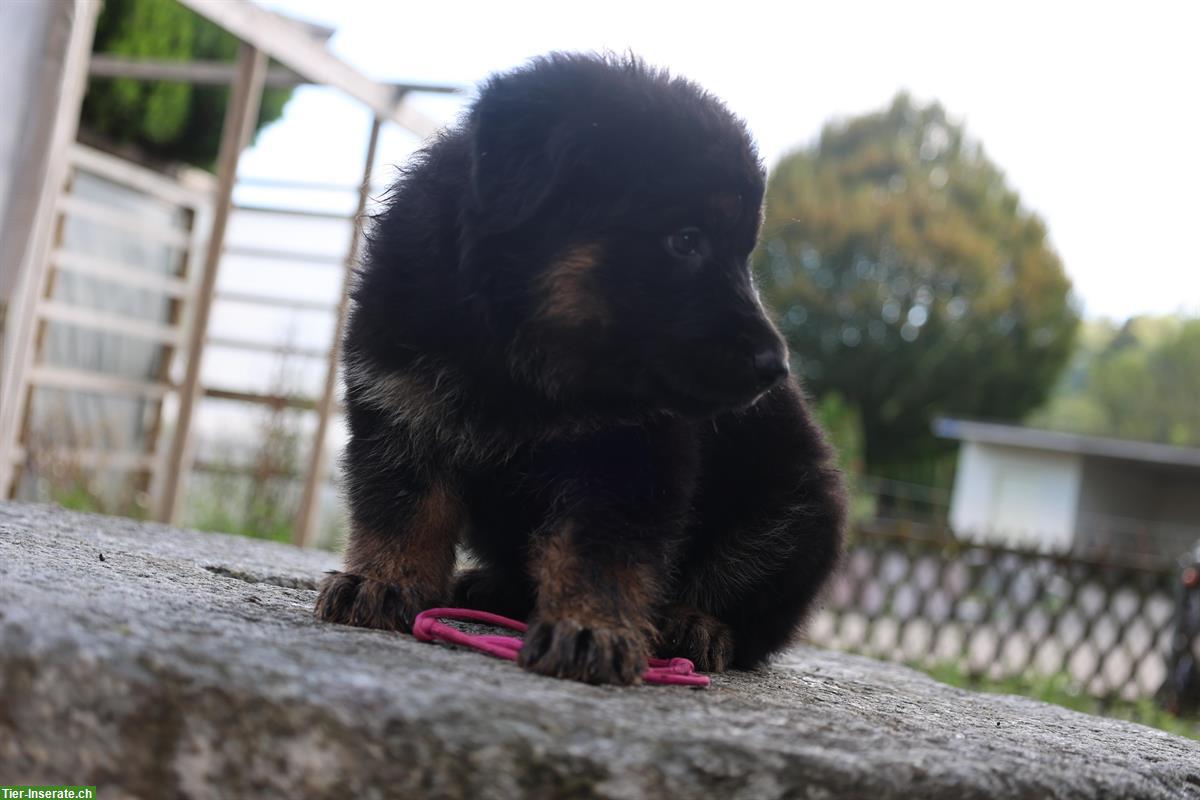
[933,417,1200,470]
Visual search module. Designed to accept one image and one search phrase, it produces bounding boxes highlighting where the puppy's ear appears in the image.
[467,74,574,235]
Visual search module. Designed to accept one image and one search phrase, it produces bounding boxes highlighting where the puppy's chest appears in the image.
[461,422,701,517]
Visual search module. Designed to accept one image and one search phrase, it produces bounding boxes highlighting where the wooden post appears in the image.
[293,115,383,548]
[0,0,100,498]
[174,0,441,138]
[155,43,267,523]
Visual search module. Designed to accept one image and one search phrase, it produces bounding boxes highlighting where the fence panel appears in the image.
[809,531,1181,701]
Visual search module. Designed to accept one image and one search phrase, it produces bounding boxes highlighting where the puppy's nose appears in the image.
[753,347,789,388]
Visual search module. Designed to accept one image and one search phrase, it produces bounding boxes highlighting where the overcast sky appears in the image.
[247,0,1200,321]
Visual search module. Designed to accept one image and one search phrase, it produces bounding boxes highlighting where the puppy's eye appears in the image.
[665,228,705,259]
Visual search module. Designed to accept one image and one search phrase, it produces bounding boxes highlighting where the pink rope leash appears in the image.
[412,607,710,688]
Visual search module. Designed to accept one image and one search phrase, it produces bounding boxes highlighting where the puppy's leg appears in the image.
[654,603,734,672]
[451,565,536,620]
[316,433,462,632]
[518,522,663,685]
[667,383,847,670]
[661,497,843,672]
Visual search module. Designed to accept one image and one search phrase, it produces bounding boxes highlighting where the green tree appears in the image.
[1031,316,1200,446]
[81,0,292,169]
[755,94,1079,479]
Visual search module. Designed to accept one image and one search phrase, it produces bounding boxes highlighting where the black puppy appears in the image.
[316,53,846,685]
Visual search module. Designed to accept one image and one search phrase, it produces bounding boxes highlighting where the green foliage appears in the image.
[813,391,864,476]
[921,661,1200,740]
[36,379,312,545]
[1029,316,1200,446]
[755,94,1080,478]
[49,474,147,520]
[28,430,149,520]
[813,392,876,522]
[81,0,292,169]
[187,404,303,544]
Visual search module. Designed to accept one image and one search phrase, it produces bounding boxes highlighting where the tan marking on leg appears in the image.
[529,521,658,638]
[519,522,660,683]
[345,480,462,599]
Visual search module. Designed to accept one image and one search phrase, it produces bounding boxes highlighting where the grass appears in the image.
[919,661,1200,740]
[31,383,310,545]
[185,398,306,545]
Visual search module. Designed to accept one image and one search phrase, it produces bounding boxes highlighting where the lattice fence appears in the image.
[809,531,1184,701]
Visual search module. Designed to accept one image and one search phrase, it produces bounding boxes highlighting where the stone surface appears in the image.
[1,501,1198,800]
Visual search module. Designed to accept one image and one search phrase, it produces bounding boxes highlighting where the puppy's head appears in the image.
[462,53,786,417]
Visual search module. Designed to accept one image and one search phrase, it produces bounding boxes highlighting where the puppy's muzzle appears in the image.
[752,346,789,391]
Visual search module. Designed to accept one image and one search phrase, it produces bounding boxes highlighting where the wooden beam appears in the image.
[39,301,183,344]
[202,386,325,412]
[236,177,387,192]
[233,203,353,221]
[29,366,174,399]
[145,199,213,508]
[156,43,268,524]
[90,56,309,88]
[191,458,304,480]
[174,0,442,139]
[11,445,158,471]
[88,55,463,96]
[293,115,382,548]
[0,0,100,499]
[206,336,328,360]
[51,248,191,297]
[215,290,331,312]
[59,195,192,248]
[222,243,343,266]
[69,142,212,208]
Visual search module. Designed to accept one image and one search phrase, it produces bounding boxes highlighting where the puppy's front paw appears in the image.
[314,571,438,633]
[518,618,648,685]
[655,604,734,672]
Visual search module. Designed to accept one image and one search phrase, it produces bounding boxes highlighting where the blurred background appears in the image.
[1,0,1197,737]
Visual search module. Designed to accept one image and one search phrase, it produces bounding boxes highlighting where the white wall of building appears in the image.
[948,441,1083,551]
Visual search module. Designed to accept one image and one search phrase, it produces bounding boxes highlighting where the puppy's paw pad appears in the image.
[314,571,436,633]
[518,618,648,685]
[655,604,734,672]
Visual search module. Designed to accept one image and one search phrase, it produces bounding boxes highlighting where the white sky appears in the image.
[246,0,1200,321]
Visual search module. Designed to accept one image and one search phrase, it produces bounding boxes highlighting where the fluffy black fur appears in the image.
[315,53,846,684]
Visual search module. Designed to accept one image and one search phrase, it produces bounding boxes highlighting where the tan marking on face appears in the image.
[539,243,607,326]
[708,193,743,227]
[345,480,462,597]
